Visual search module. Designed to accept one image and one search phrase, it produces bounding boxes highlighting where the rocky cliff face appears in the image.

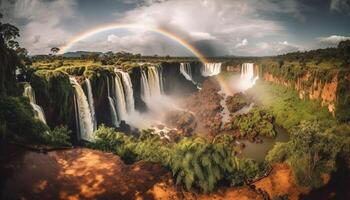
[263,71,338,115]
[261,66,350,121]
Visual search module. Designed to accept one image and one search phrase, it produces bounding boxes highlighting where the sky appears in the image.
[1,0,350,56]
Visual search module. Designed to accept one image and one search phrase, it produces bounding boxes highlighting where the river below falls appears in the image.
[237,125,289,162]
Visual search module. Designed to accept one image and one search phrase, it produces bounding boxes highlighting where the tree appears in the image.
[0,13,22,96]
[50,47,60,55]
[267,121,344,188]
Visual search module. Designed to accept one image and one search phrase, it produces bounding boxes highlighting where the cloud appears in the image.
[246,41,300,56]
[117,0,296,56]
[1,0,307,56]
[72,32,192,56]
[317,35,350,46]
[0,0,77,54]
[189,32,217,41]
[330,0,350,14]
[235,38,248,48]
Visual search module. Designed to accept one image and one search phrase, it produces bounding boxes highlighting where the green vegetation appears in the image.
[44,125,72,147]
[267,121,347,188]
[91,125,267,192]
[0,14,73,147]
[0,96,48,142]
[30,69,74,127]
[247,82,336,130]
[225,107,276,138]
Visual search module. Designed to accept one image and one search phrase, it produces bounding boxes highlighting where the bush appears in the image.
[0,96,48,143]
[266,121,345,188]
[227,107,276,138]
[44,125,72,147]
[91,125,264,192]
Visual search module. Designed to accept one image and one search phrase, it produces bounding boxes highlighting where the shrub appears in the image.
[44,125,72,147]
[229,107,276,138]
[91,126,264,192]
[266,121,345,188]
[0,96,48,143]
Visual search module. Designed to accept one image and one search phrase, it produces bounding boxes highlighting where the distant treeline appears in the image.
[276,40,350,65]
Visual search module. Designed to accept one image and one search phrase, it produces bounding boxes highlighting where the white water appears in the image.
[108,97,119,127]
[106,76,120,126]
[201,63,222,77]
[23,84,47,124]
[114,73,127,120]
[240,63,259,90]
[120,71,135,113]
[141,70,151,103]
[85,78,97,130]
[141,65,164,104]
[180,62,197,83]
[70,77,94,141]
[148,66,163,96]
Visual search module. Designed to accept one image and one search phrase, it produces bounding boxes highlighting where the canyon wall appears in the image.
[259,62,350,121]
[28,62,202,141]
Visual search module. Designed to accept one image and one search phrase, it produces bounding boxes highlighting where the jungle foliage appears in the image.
[225,107,276,138]
[266,121,348,188]
[247,82,336,130]
[91,125,267,192]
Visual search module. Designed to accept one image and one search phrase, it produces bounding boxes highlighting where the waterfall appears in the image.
[85,78,97,130]
[201,63,222,76]
[141,65,164,104]
[141,70,151,103]
[120,71,135,113]
[180,63,193,81]
[148,66,163,96]
[70,77,94,141]
[23,84,47,124]
[114,73,127,120]
[240,63,259,90]
[106,76,119,126]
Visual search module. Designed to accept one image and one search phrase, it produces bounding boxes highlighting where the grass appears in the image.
[247,81,336,130]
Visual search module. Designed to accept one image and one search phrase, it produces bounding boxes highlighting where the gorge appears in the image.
[1,12,350,199]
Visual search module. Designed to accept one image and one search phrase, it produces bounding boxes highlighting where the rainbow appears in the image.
[59,23,208,63]
[59,23,233,94]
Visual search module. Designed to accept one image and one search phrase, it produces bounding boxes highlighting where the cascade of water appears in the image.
[201,63,222,76]
[141,70,151,103]
[180,63,193,81]
[240,63,259,90]
[159,65,164,94]
[70,77,94,141]
[23,84,47,124]
[85,78,97,130]
[106,76,119,126]
[140,65,164,105]
[73,93,80,141]
[120,71,135,113]
[114,73,127,120]
[147,66,163,96]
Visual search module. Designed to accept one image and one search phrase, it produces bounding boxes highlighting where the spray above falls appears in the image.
[201,63,222,77]
[23,84,47,124]
[240,63,259,91]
